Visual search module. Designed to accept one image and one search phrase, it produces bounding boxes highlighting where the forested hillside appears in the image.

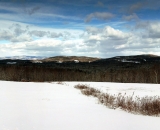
[0,55,160,83]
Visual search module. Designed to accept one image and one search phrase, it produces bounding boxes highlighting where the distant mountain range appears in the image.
[0,54,160,83]
[0,54,160,63]
[35,54,160,64]
[41,56,100,63]
[0,56,46,60]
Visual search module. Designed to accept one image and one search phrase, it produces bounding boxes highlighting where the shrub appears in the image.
[74,84,88,90]
[75,84,160,116]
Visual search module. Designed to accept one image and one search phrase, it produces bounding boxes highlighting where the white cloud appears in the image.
[0,38,81,56]
[82,24,160,57]
[103,26,129,39]
[9,23,28,37]
[0,30,13,40]
[86,26,102,34]
[135,21,160,38]
[0,21,83,43]
[1,20,160,58]
[11,35,33,43]
[29,30,49,37]
[50,32,63,38]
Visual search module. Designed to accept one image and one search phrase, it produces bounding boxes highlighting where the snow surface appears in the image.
[0,81,160,130]
[71,82,160,97]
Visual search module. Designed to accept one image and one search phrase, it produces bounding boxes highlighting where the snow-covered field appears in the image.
[0,81,160,130]
[73,82,160,97]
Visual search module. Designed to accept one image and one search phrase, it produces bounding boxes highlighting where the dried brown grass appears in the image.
[74,84,160,116]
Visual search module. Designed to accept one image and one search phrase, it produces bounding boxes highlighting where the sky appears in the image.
[0,0,160,58]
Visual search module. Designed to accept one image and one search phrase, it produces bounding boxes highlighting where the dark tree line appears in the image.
[0,62,159,83]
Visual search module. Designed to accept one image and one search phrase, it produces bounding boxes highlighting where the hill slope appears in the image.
[41,56,100,62]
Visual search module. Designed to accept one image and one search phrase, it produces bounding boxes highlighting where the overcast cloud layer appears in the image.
[0,0,160,58]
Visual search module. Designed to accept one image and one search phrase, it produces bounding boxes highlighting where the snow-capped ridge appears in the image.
[0,55,46,60]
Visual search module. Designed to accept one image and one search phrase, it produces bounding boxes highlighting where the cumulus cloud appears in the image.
[0,23,78,43]
[49,32,63,38]
[86,26,102,35]
[0,30,13,40]
[103,26,129,39]
[0,24,32,42]
[9,24,27,36]
[11,35,32,42]
[135,21,160,39]
[29,30,49,37]
[85,12,114,23]
[82,26,131,56]
[82,24,160,57]
[1,21,160,58]
[0,38,81,57]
